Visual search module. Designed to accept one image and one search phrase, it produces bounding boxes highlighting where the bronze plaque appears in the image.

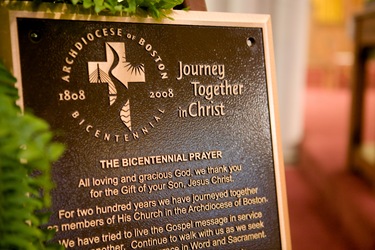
[1,3,290,249]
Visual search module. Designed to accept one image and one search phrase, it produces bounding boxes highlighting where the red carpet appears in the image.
[286,168,351,250]
[285,87,375,249]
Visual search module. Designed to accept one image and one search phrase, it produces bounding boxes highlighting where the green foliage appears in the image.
[34,0,184,18]
[0,61,64,249]
[76,0,183,18]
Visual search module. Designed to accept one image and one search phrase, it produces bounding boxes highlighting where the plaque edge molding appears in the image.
[0,4,292,249]
[262,16,292,250]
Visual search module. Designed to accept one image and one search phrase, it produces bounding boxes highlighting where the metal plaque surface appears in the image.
[1,4,290,249]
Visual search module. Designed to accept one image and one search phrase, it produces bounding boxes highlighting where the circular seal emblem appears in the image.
[60,28,171,143]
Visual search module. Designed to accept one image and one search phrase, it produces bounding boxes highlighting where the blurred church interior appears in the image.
[192,0,375,249]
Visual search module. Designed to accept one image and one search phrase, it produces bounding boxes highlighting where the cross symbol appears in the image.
[88,42,146,131]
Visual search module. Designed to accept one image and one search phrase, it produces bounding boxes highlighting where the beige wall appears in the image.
[308,0,364,88]
[205,0,310,163]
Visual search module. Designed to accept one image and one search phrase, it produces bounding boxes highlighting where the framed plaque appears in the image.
[1,3,291,249]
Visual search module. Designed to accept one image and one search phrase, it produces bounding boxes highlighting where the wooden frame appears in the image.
[348,6,375,185]
[1,3,290,249]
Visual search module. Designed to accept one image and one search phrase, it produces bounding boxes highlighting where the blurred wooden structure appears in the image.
[177,0,207,11]
[348,5,375,184]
